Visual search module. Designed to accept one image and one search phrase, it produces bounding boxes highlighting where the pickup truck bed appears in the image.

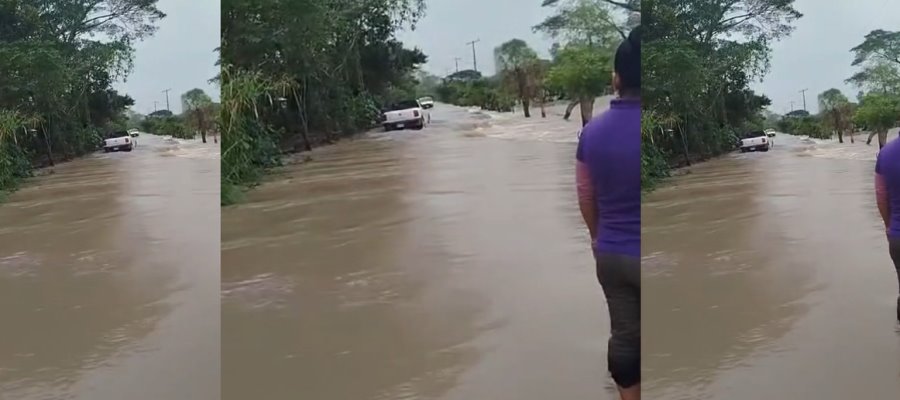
[104,135,134,152]
[382,101,426,131]
[739,135,769,152]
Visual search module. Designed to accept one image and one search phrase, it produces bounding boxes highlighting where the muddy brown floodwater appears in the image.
[222,100,623,400]
[0,135,220,399]
[643,132,900,399]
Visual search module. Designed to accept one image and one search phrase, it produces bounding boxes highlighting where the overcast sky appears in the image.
[397,0,562,77]
[752,0,899,114]
[114,0,220,115]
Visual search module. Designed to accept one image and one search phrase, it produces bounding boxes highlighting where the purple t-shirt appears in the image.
[876,139,900,238]
[575,98,641,257]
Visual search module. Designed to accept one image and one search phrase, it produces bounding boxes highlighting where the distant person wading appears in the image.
[575,27,641,400]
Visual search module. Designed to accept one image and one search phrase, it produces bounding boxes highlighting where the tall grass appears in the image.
[0,110,39,195]
[220,67,286,205]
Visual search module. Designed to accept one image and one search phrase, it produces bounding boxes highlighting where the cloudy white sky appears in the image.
[114,0,220,115]
[752,0,899,114]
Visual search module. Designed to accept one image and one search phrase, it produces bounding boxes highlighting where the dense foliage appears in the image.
[0,0,165,194]
[220,0,429,204]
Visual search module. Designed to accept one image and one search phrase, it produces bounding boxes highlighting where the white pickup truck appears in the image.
[103,130,136,152]
[382,100,427,131]
[738,130,771,152]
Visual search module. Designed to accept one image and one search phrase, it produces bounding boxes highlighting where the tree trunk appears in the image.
[879,129,887,149]
[578,96,594,127]
[563,100,579,121]
[680,129,691,166]
[39,120,54,166]
[539,93,546,118]
[197,110,207,143]
[293,86,312,152]
[837,130,843,143]
[522,98,531,118]
[867,131,878,145]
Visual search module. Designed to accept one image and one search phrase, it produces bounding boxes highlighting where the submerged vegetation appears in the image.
[220,0,429,204]
[433,0,636,125]
[642,0,900,190]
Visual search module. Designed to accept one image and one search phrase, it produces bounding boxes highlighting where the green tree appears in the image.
[494,39,540,117]
[850,29,900,67]
[855,93,900,149]
[535,0,622,123]
[817,88,854,143]
[182,88,214,143]
[546,45,612,125]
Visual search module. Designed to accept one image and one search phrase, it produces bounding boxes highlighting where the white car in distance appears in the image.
[417,96,435,109]
[382,100,427,131]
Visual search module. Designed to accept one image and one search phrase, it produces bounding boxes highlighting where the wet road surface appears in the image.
[222,101,621,399]
[0,135,220,399]
[642,132,900,399]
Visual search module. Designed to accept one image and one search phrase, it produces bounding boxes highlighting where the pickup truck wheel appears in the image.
[104,148,111,153]
[740,148,748,153]
[383,125,392,132]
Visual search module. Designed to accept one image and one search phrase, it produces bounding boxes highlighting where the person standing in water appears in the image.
[575,27,641,400]
[875,137,900,321]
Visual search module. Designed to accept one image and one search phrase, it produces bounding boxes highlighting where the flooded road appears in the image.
[0,134,220,399]
[222,100,620,399]
[643,132,900,399]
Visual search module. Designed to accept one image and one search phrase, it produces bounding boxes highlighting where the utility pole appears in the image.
[466,39,480,72]
[799,88,808,111]
[789,101,794,112]
[153,101,159,112]
[453,57,462,73]
[162,88,172,111]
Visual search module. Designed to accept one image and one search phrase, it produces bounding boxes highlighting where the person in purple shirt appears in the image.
[575,27,641,400]
[875,138,900,321]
